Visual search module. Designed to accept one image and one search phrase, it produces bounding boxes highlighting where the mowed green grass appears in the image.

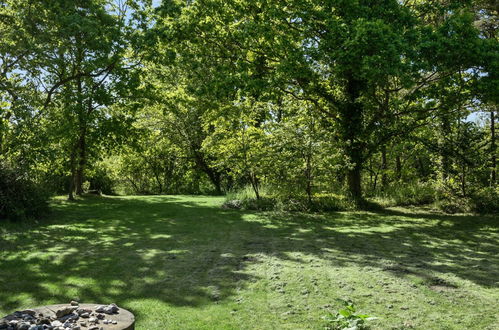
[0,196,498,329]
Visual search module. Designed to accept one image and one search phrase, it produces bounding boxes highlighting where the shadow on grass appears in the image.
[0,195,497,314]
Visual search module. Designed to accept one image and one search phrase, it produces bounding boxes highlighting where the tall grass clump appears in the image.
[223,186,355,212]
[371,182,435,207]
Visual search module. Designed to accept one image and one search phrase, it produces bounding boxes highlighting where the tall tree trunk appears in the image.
[395,154,402,181]
[491,109,497,186]
[305,151,313,205]
[440,113,451,181]
[381,145,388,189]
[369,159,374,190]
[75,129,86,195]
[417,157,425,179]
[249,172,260,200]
[74,52,85,195]
[342,75,365,202]
[461,163,467,197]
[347,165,362,201]
[68,148,76,201]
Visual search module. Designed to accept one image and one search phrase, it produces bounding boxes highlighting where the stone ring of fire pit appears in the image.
[1,303,134,330]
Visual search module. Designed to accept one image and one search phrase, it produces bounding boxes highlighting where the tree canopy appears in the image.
[1,0,497,214]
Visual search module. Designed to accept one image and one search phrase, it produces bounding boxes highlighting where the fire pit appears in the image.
[0,302,134,330]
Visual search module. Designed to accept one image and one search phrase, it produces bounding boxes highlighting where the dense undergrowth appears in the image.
[0,162,49,221]
[223,183,499,214]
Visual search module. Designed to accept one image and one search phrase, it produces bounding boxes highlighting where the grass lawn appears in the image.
[0,195,498,329]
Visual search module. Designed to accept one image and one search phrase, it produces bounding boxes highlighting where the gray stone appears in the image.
[3,303,133,330]
[18,323,30,330]
[75,309,91,316]
[55,307,77,319]
[19,310,36,317]
[94,304,118,315]
[28,324,43,330]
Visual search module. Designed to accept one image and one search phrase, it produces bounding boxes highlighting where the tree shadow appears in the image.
[0,195,497,315]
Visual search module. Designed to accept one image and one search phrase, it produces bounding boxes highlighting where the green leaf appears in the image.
[338,309,352,318]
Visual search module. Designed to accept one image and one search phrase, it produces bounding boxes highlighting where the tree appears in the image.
[158,0,484,203]
[0,0,143,199]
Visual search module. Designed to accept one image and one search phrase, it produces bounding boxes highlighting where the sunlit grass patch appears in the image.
[0,195,498,329]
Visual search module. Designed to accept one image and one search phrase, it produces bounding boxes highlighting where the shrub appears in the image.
[88,167,115,195]
[469,187,499,214]
[372,182,435,207]
[0,162,49,221]
[223,186,355,212]
[223,186,273,210]
[433,185,499,214]
[435,197,470,214]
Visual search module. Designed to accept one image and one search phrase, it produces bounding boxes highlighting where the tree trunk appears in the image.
[395,154,402,181]
[75,129,86,195]
[153,168,163,194]
[491,109,496,186]
[369,159,374,190]
[74,54,85,196]
[440,113,451,181]
[347,165,362,202]
[305,151,313,205]
[342,75,365,202]
[461,163,467,197]
[417,157,426,180]
[193,150,223,194]
[381,145,388,189]
[68,148,76,201]
[249,172,260,200]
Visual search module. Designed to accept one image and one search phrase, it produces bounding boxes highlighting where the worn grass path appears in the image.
[1,195,498,329]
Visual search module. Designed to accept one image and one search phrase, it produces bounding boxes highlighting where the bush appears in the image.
[372,182,435,207]
[469,187,499,214]
[223,186,271,210]
[435,197,470,214]
[0,162,49,221]
[434,185,499,214]
[88,167,115,195]
[223,186,355,212]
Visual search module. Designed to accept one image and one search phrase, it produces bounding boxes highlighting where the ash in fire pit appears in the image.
[1,302,134,330]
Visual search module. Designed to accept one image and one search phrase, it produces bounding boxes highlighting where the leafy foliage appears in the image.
[0,162,49,221]
[0,0,497,214]
[323,301,376,330]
